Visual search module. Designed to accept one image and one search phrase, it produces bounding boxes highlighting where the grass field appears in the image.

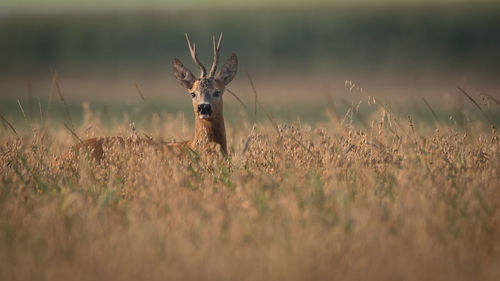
[2,0,500,279]
[1,79,499,280]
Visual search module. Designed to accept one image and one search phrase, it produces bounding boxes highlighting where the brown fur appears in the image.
[55,34,237,170]
[53,137,190,171]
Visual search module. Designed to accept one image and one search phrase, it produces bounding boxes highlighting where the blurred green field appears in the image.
[2,90,499,137]
[1,0,495,11]
[1,5,499,76]
[1,3,499,135]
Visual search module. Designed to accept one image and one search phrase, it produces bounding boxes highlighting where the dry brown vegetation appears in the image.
[1,99,499,281]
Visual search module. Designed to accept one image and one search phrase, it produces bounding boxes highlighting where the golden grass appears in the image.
[0,102,499,281]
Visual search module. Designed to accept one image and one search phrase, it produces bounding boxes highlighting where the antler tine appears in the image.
[209,32,223,78]
[185,33,207,78]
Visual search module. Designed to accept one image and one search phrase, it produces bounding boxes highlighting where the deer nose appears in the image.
[198,104,212,116]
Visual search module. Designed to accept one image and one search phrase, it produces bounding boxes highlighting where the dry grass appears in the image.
[1,99,499,281]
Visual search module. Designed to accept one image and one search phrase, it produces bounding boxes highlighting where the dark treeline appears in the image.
[1,5,499,76]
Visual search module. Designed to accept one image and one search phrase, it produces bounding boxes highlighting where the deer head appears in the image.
[173,33,238,121]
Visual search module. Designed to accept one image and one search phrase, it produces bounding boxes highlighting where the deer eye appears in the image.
[213,91,220,98]
[190,93,196,98]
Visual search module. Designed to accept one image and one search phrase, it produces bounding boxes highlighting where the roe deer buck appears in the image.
[56,33,237,166]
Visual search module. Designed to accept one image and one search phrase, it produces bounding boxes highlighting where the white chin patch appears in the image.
[199,114,210,119]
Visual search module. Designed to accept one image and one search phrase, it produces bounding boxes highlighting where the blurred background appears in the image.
[1,0,499,126]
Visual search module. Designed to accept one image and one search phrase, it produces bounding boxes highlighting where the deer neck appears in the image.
[193,114,227,153]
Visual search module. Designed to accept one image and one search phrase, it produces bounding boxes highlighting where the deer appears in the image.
[55,33,237,168]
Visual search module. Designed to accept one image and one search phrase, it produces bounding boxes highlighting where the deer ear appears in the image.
[173,58,196,89]
[216,53,238,85]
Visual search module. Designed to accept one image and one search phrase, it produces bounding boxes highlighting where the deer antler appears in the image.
[185,33,207,78]
[209,33,223,78]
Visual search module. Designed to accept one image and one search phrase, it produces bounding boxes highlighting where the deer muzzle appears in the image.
[197,103,213,118]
